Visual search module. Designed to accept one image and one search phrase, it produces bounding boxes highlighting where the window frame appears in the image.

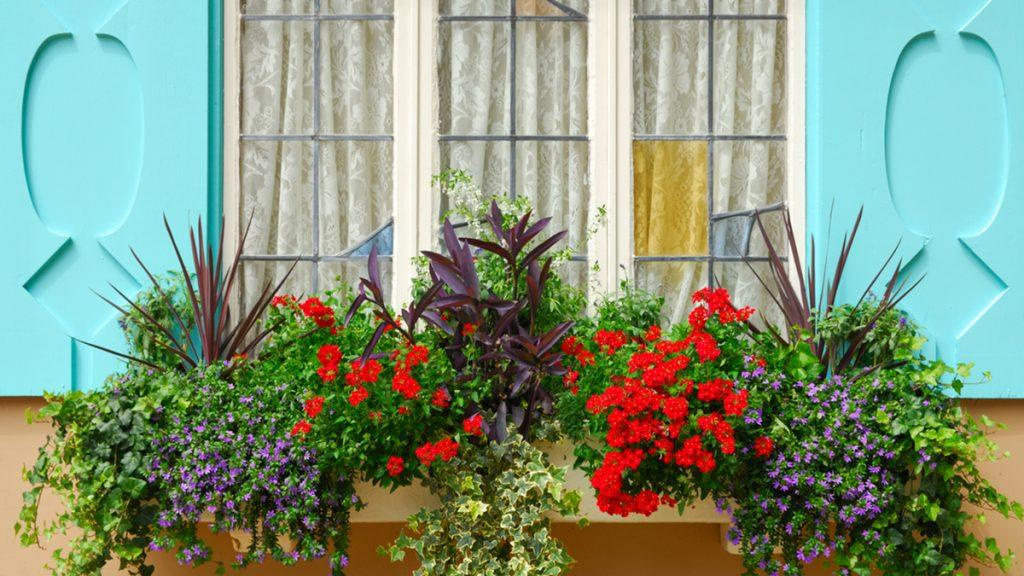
[222,0,806,307]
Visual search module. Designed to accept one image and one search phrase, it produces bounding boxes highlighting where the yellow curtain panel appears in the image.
[632,140,708,256]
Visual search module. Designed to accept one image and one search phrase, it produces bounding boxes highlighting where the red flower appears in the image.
[695,450,717,473]
[397,406,410,415]
[562,336,582,355]
[688,306,710,330]
[431,388,450,409]
[304,396,325,419]
[595,329,627,354]
[347,359,383,385]
[392,370,422,399]
[463,413,484,436]
[698,412,724,433]
[433,437,459,461]
[405,344,430,368]
[318,344,342,367]
[348,386,369,406]
[697,379,732,402]
[754,436,774,458]
[685,331,721,362]
[416,437,460,467]
[415,442,435,467]
[723,390,748,416]
[662,396,689,420]
[317,365,338,383]
[386,456,405,477]
[271,294,296,308]
[290,420,312,436]
[563,370,580,386]
[299,297,335,328]
[644,325,661,342]
[463,322,477,335]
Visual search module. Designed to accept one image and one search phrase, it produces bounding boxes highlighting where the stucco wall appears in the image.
[4,397,1022,576]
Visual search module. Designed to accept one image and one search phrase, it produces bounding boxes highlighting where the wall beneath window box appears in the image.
[3,397,1022,575]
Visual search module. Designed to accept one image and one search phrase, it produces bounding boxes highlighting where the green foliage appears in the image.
[383,438,580,576]
[17,372,179,576]
[120,273,194,370]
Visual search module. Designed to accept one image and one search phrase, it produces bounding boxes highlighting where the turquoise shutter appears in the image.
[0,0,219,394]
[808,0,1024,396]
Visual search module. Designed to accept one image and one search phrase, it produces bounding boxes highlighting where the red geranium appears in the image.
[304,396,325,419]
[754,436,774,458]
[386,456,405,477]
[290,420,312,436]
[463,414,484,436]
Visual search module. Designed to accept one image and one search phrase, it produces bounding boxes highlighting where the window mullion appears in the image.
[614,0,634,289]
[392,0,423,307]
[589,0,619,298]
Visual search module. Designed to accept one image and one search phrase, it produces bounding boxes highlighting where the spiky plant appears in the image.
[86,216,295,375]
[745,207,923,379]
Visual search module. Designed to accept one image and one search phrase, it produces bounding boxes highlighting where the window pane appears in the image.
[243,0,314,14]
[240,261,314,312]
[440,0,510,16]
[711,205,785,258]
[321,20,394,134]
[634,21,709,135]
[241,20,314,135]
[557,259,589,297]
[438,141,510,221]
[714,261,783,328]
[712,140,786,211]
[716,0,786,15]
[634,0,706,15]
[319,259,392,301]
[516,22,587,135]
[713,19,787,135]
[516,0,589,16]
[516,141,589,253]
[438,22,511,135]
[241,141,314,255]
[633,141,708,256]
[324,0,394,14]
[319,141,394,256]
[635,261,708,325]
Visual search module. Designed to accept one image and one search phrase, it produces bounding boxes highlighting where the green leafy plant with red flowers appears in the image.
[559,287,773,516]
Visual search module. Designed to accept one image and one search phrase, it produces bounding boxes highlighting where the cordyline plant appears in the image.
[746,207,923,380]
[86,216,295,375]
[348,201,572,442]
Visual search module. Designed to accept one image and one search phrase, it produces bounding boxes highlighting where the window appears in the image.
[436,0,591,284]
[223,0,804,320]
[231,0,396,308]
[630,0,793,325]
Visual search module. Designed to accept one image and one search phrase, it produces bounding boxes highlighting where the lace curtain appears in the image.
[634,0,787,326]
[239,0,394,309]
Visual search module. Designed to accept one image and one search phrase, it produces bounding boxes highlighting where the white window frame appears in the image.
[223,0,805,307]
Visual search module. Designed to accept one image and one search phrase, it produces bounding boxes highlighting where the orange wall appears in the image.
[4,397,1023,576]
